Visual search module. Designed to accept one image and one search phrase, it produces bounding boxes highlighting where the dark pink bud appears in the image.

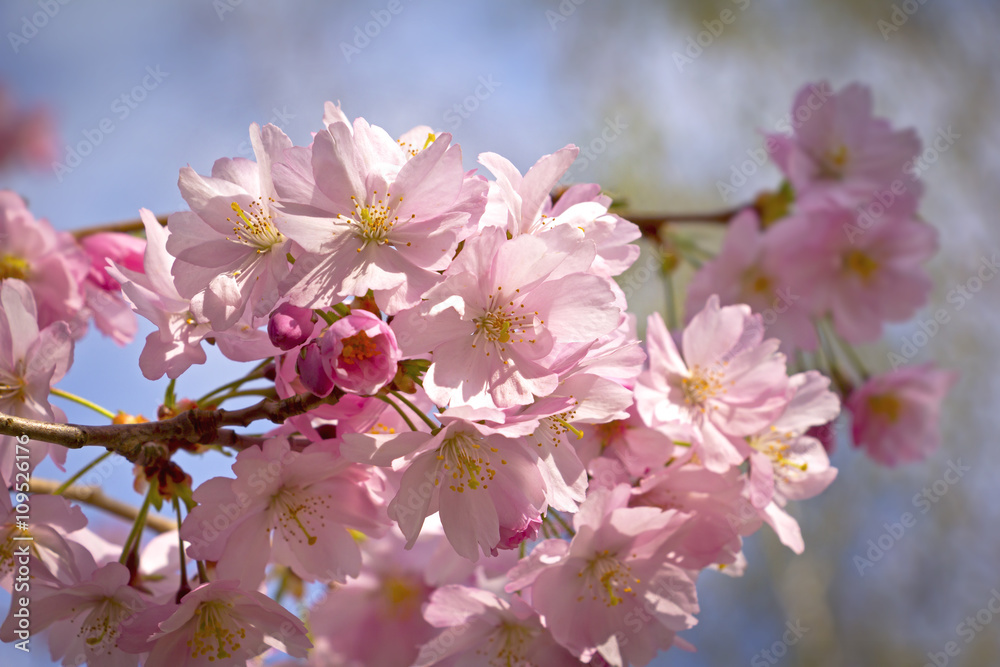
[296,342,334,397]
[268,303,314,351]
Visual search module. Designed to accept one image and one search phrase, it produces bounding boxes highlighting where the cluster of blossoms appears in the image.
[0,80,955,666]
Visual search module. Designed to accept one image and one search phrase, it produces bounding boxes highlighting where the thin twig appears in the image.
[0,391,332,462]
[29,477,177,533]
[71,213,168,239]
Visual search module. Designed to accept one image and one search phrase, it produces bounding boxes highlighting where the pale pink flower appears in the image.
[766,81,922,208]
[686,209,817,352]
[745,371,840,511]
[273,113,486,314]
[167,123,293,329]
[768,205,937,343]
[635,298,790,472]
[0,190,86,329]
[341,417,549,561]
[0,85,57,170]
[847,364,957,466]
[414,585,579,667]
[391,228,620,409]
[0,279,74,483]
[631,463,749,569]
[181,437,386,587]
[117,579,311,666]
[79,231,145,345]
[306,529,441,667]
[0,562,147,667]
[479,147,640,276]
[0,493,87,590]
[506,486,700,665]
[107,209,213,380]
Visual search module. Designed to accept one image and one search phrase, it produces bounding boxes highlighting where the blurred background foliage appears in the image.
[2,0,998,664]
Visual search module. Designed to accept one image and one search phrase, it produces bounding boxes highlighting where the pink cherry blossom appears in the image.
[391,228,621,409]
[0,279,74,483]
[0,562,147,667]
[507,485,700,666]
[0,190,86,329]
[635,298,790,472]
[167,123,294,329]
[117,579,311,666]
[306,529,443,667]
[181,437,386,587]
[341,417,549,561]
[478,147,640,276]
[0,85,57,170]
[766,81,922,208]
[685,209,817,352]
[414,585,580,667]
[273,112,486,314]
[79,231,145,345]
[746,371,840,510]
[107,209,213,380]
[847,363,957,466]
[768,205,937,343]
[0,493,87,590]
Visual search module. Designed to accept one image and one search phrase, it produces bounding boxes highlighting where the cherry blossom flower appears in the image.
[0,190,86,329]
[478,147,640,276]
[635,298,790,472]
[506,486,700,666]
[414,585,580,667]
[181,437,386,587]
[686,209,817,352]
[0,85,57,170]
[0,279,74,483]
[391,228,620,409]
[107,209,214,380]
[167,123,294,329]
[117,579,311,666]
[342,417,549,561]
[847,363,957,466]
[79,231,145,345]
[766,81,922,208]
[0,562,147,667]
[0,493,86,590]
[769,205,937,343]
[273,113,486,314]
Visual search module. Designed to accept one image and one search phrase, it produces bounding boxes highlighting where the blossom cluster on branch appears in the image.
[0,80,955,666]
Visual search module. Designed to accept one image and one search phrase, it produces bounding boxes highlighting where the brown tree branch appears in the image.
[70,204,753,240]
[0,391,331,462]
[29,478,177,533]
[71,213,168,239]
